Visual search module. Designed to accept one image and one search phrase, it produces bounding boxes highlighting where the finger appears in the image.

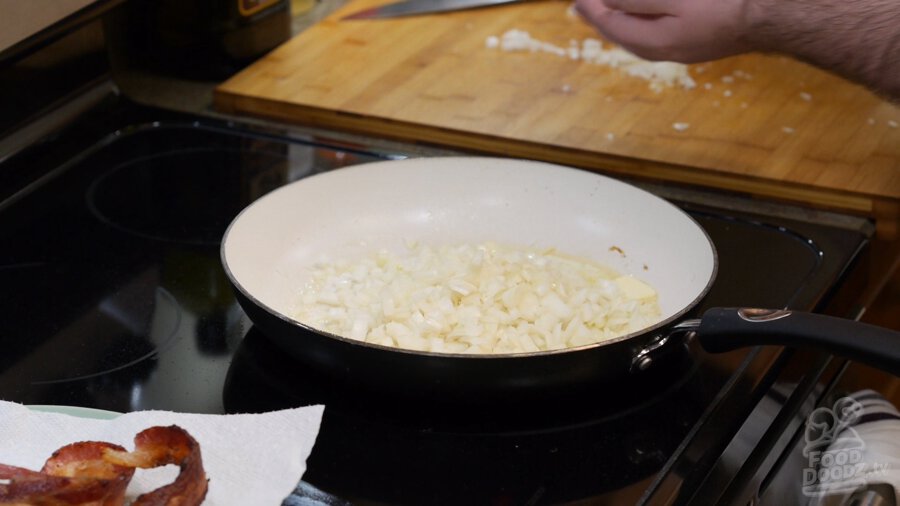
[574,0,617,31]
[586,11,683,60]
[574,0,611,22]
[602,0,677,15]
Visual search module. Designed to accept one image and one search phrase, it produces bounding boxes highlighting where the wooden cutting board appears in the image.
[214,0,900,216]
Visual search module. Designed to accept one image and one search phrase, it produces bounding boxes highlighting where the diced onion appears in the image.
[294,242,661,354]
[486,29,696,92]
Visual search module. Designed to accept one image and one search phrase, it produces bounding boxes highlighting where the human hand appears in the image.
[574,0,753,63]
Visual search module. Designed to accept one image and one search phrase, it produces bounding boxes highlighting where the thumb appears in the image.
[574,0,615,32]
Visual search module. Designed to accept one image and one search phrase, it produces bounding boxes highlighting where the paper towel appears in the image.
[0,400,325,505]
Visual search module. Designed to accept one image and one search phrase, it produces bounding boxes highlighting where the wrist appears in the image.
[733,0,900,99]
[735,0,780,53]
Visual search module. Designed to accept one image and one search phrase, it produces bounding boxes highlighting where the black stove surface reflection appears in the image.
[0,113,868,505]
[0,120,384,412]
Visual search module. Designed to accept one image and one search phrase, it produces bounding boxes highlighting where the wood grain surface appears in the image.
[215,0,900,215]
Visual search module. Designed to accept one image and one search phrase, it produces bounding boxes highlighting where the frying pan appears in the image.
[221,157,900,399]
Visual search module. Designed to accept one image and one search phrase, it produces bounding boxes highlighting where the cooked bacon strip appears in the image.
[0,426,207,506]
[42,442,134,506]
[102,426,208,506]
[43,441,135,482]
[0,441,133,506]
[0,462,77,506]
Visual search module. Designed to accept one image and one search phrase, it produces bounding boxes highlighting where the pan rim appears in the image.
[220,156,719,359]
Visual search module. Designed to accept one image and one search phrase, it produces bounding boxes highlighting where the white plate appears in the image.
[28,404,122,420]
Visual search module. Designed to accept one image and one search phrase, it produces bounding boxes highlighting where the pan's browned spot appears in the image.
[609,246,625,256]
[643,264,649,271]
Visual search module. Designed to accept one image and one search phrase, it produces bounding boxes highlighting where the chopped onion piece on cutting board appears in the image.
[486,29,696,92]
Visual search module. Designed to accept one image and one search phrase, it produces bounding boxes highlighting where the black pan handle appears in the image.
[696,307,900,377]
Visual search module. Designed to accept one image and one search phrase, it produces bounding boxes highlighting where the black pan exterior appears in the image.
[220,157,718,400]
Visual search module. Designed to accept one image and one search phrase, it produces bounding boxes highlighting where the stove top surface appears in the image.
[0,102,869,505]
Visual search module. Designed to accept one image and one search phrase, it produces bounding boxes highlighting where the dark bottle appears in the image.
[131,0,292,80]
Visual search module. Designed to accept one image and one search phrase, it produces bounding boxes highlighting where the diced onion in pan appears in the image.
[294,242,661,354]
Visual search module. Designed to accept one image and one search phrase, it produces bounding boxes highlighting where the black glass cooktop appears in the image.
[0,104,869,505]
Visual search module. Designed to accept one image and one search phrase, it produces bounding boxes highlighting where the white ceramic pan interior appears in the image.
[221,157,717,340]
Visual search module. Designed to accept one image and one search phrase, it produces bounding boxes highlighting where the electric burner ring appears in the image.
[31,286,182,385]
[85,146,287,245]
